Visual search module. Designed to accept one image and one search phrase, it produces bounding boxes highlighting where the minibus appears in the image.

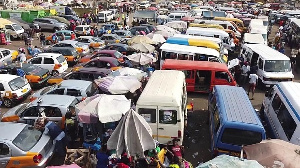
[260,82,300,145]
[249,26,268,45]
[189,23,225,30]
[213,17,246,32]
[240,44,294,87]
[136,70,187,145]
[209,85,266,156]
[159,43,223,68]
[186,27,235,51]
[166,37,220,51]
[162,59,236,93]
[243,33,265,44]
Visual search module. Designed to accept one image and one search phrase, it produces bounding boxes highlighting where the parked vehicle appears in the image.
[44,47,80,65]
[140,24,156,32]
[129,26,151,35]
[53,40,90,54]
[98,11,113,22]
[0,63,50,88]
[136,70,187,145]
[4,23,24,40]
[72,57,121,71]
[47,68,111,85]
[240,44,294,87]
[243,33,265,44]
[162,59,236,93]
[114,30,133,41]
[0,122,55,167]
[1,94,79,129]
[0,74,32,107]
[27,53,68,76]
[76,36,105,52]
[99,34,123,45]
[79,50,123,63]
[74,25,91,36]
[102,43,135,55]
[45,30,75,44]
[0,48,18,66]
[30,79,99,102]
[33,18,67,32]
[59,15,80,22]
[209,85,266,157]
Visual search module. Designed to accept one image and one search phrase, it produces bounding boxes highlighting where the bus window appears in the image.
[159,110,177,124]
[138,108,156,123]
[221,128,262,146]
[215,71,231,83]
[183,70,193,79]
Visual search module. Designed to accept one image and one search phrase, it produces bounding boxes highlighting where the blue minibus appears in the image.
[208,85,266,157]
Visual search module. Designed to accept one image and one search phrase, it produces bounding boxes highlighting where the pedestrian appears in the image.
[17,48,26,63]
[39,33,45,47]
[35,118,67,166]
[96,146,109,168]
[32,46,41,57]
[241,62,250,85]
[247,71,258,100]
[23,31,28,46]
[170,139,183,162]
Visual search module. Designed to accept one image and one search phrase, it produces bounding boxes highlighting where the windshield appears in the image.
[264,60,291,72]
[221,128,262,146]
[57,55,66,63]
[99,13,104,17]
[22,64,42,75]
[9,77,27,91]
[12,24,23,31]
[12,125,42,151]
[114,51,122,58]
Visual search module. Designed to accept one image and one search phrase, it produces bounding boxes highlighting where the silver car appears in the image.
[30,79,99,101]
[33,18,66,32]
[1,95,79,128]
[0,122,55,167]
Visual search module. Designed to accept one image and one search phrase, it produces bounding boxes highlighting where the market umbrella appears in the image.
[126,53,157,65]
[181,16,195,22]
[110,67,147,81]
[197,155,263,168]
[107,109,155,157]
[94,76,141,94]
[244,139,300,168]
[131,43,155,53]
[76,94,131,123]
[128,35,154,45]
[154,30,176,38]
[151,34,166,43]
[156,25,179,33]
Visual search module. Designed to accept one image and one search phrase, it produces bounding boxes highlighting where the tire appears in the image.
[51,70,59,76]
[3,98,13,108]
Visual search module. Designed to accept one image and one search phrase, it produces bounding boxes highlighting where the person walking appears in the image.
[17,48,26,63]
[39,33,45,47]
[247,71,258,100]
[241,62,250,85]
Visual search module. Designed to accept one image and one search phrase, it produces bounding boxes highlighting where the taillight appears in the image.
[178,130,181,138]
[30,97,37,102]
[54,64,62,70]
[33,154,43,163]
[12,93,18,98]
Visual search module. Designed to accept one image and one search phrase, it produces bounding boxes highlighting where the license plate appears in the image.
[22,88,27,93]
[43,74,47,78]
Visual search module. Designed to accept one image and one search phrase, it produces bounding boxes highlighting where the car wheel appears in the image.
[52,70,59,76]
[3,98,13,108]
[10,35,15,41]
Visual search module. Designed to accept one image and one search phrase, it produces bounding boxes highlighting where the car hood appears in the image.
[27,68,49,77]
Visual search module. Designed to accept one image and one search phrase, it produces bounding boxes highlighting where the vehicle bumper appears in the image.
[262,78,293,87]
[12,90,31,103]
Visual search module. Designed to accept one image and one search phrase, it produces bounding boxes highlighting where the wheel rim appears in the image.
[4,99,11,107]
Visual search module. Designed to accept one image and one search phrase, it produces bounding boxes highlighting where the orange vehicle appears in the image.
[162,59,236,93]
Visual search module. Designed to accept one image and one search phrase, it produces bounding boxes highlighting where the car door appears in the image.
[43,57,55,72]
[20,107,39,125]
[0,142,11,168]
[44,107,64,128]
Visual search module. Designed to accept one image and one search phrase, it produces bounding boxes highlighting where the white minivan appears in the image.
[98,11,113,23]
[5,23,24,40]
[240,44,294,87]
[28,53,68,76]
[260,82,300,145]
[0,74,32,107]
[136,70,187,145]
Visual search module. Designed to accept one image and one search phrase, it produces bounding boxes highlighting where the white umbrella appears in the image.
[126,53,157,65]
[156,25,180,34]
[94,76,142,94]
[165,21,187,29]
[128,35,154,45]
[110,67,147,81]
[151,34,166,43]
[107,109,155,157]
[155,30,176,38]
[76,94,131,123]
[131,43,155,53]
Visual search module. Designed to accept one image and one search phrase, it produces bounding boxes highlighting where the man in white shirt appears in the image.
[241,63,250,85]
[248,71,258,100]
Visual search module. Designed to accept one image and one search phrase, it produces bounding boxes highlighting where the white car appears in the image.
[74,25,91,36]
[0,48,18,67]
[54,40,90,54]
[76,36,105,52]
[27,53,68,76]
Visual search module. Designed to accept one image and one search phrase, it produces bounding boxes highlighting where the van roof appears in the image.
[160,43,219,57]
[186,27,229,37]
[243,33,264,44]
[214,85,263,126]
[0,74,19,82]
[276,82,300,122]
[162,59,228,71]
[166,37,220,49]
[137,70,185,107]
[244,44,290,60]
[174,34,222,44]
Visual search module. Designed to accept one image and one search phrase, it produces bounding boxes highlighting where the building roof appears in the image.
[214,85,263,126]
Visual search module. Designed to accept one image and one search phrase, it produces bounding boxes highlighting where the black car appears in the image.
[44,47,80,65]
[129,26,151,35]
[102,43,135,56]
[140,24,156,32]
